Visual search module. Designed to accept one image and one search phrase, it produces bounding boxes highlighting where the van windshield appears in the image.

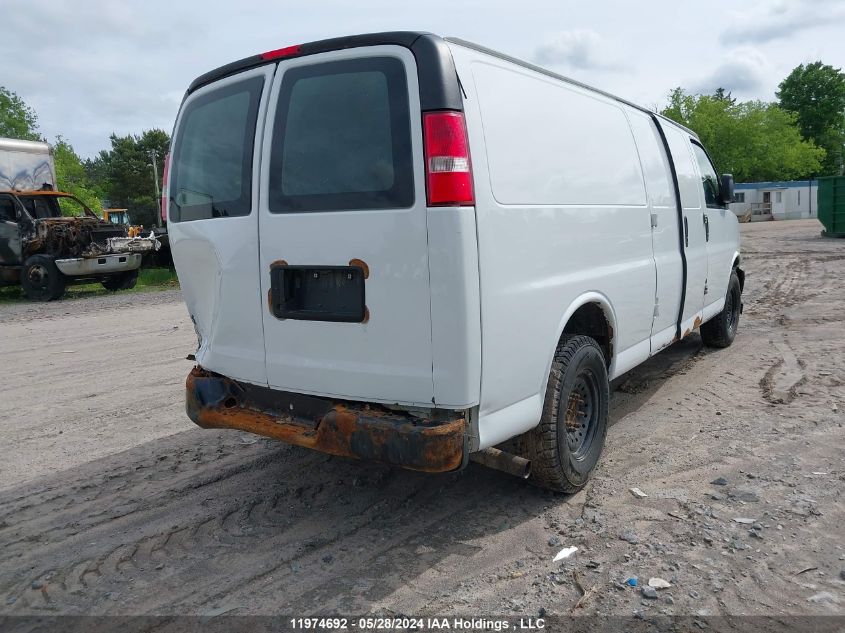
[268,56,414,213]
[169,76,264,222]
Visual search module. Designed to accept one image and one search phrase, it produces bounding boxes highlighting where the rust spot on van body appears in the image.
[349,258,369,279]
[185,367,466,473]
[694,316,702,329]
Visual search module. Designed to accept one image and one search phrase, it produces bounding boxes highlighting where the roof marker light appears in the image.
[260,44,302,61]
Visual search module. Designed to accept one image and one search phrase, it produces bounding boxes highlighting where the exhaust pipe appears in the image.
[470,447,531,479]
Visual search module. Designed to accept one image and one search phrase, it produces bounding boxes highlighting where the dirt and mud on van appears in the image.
[169,32,743,491]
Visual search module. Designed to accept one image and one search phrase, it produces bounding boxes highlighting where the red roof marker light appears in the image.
[260,44,302,61]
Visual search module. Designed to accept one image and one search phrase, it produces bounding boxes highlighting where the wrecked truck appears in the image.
[0,190,160,300]
[1,137,159,301]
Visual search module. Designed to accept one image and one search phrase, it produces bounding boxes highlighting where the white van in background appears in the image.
[167,32,743,492]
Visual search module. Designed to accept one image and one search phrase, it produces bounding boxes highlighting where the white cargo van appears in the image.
[168,32,743,491]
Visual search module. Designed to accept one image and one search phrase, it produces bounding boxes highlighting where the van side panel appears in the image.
[427,206,482,408]
[451,45,656,446]
[474,64,646,207]
[626,110,684,351]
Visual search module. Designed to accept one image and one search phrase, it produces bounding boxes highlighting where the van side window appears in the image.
[691,142,723,209]
[268,57,414,213]
[169,76,264,222]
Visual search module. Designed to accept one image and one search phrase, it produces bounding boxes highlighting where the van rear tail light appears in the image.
[423,111,474,206]
[160,152,170,224]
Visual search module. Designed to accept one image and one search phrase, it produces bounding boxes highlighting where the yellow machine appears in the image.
[102,208,144,237]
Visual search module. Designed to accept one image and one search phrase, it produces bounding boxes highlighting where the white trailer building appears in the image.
[729,180,818,221]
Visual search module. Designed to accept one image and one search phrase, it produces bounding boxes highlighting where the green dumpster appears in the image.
[818,176,845,238]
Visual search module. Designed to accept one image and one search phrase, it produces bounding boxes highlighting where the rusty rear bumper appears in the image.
[186,367,467,473]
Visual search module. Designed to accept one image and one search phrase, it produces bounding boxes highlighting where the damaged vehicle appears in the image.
[0,190,159,301]
[168,32,742,491]
[1,137,159,301]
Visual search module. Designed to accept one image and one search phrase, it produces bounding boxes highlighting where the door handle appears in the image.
[683,216,689,247]
[703,214,710,241]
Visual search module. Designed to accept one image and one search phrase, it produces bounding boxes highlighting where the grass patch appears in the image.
[136,268,179,288]
[0,267,179,304]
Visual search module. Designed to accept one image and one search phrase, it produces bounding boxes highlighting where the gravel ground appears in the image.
[0,219,843,620]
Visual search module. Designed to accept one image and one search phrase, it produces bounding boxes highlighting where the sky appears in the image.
[2,0,844,158]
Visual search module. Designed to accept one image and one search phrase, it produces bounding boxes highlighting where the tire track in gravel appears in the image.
[1,427,553,615]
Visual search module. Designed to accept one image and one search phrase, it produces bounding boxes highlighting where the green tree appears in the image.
[777,62,845,175]
[713,87,736,105]
[53,137,103,216]
[0,87,40,141]
[93,129,169,227]
[662,88,825,182]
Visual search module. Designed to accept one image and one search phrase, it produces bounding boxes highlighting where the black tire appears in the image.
[102,269,139,291]
[700,271,741,348]
[521,335,609,493]
[21,254,66,301]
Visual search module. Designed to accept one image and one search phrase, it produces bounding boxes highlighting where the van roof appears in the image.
[187,31,463,112]
[186,31,697,139]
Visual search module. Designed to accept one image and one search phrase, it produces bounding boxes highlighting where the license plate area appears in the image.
[270,264,365,323]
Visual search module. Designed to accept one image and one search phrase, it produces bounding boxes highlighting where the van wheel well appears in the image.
[733,257,745,292]
[562,303,612,367]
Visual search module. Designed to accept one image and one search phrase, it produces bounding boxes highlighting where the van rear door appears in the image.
[168,67,273,386]
[257,47,435,406]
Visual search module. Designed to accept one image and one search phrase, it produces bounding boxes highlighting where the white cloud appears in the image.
[533,29,623,71]
[721,0,845,44]
[690,47,771,97]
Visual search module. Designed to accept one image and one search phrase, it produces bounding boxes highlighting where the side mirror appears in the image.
[721,174,735,205]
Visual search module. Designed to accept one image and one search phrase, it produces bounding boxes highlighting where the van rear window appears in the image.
[169,76,263,222]
[268,57,414,213]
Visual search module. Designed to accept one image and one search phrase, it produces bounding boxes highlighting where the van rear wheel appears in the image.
[522,335,609,493]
